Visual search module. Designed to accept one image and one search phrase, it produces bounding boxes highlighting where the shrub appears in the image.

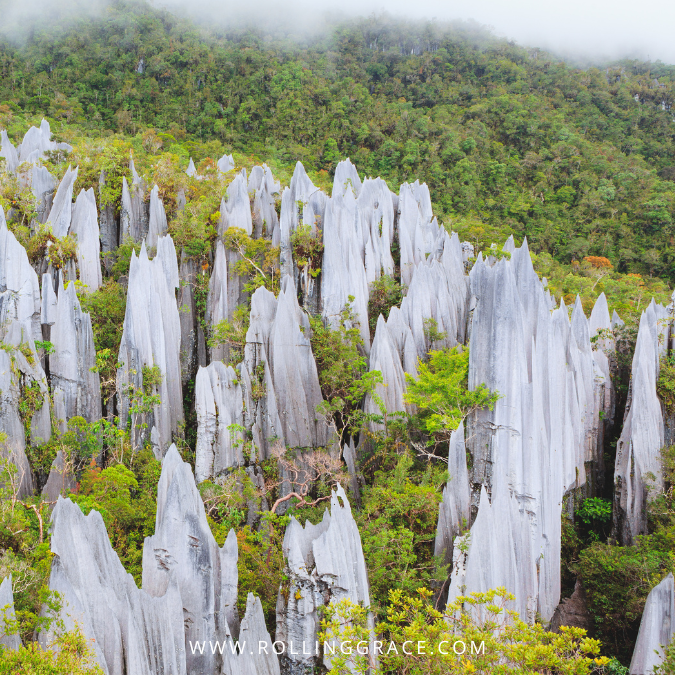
[367,275,404,333]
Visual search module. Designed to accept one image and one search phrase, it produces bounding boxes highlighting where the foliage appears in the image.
[209,303,250,365]
[25,226,78,270]
[658,353,675,415]
[310,300,382,444]
[320,588,609,675]
[0,625,105,675]
[367,275,404,333]
[404,346,499,442]
[107,237,142,280]
[290,224,323,277]
[74,447,161,585]
[223,227,280,295]
[357,454,446,616]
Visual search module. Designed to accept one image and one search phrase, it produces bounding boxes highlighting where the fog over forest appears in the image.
[1,0,674,63]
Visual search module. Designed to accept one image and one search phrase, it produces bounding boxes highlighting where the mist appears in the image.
[1,0,674,64]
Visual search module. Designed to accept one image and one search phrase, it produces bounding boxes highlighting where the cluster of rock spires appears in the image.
[2,124,675,669]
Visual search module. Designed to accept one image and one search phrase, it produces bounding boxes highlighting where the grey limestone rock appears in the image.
[449,237,610,622]
[276,485,372,675]
[205,239,229,363]
[142,445,239,675]
[41,496,187,675]
[613,301,668,545]
[195,361,245,483]
[42,450,76,503]
[331,158,361,199]
[49,275,102,428]
[46,165,78,238]
[120,158,148,243]
[70,188,102,292]
[434,421,470,565]
[217,153,235,174]
[31,165,56,223]
[0,207,42,341]
[177,250,206,384]
[630,573,675,674]
[146,185,168,249]
[0,130,19,174]
[186,158,198,178]
[357,177,395,281]
[219,171,253,237]
[41,272,57,326]
[0,575,21,651]
[99,171,119,254]
[117,237,183,454]
[549,579,592,634]
[17,120,70,165]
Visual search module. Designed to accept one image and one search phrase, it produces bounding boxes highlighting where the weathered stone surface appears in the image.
[0,206,42,341]
[49,275,102,428]
[332,158,361,199]
[99,171,119,254]
[434,421,470,565]
[357,177,395,281]
[186,158,198,178]
[70,188,102,292]
[276,485,372,675]
[143,445,239,675]
[31,165,56,223]
[448,238,609,622]
[41,497,187,675]
[17,119,71,166]
[46,165,78,238]
[219,171,253,237]
[117,237,183,454]
[0,575,21,651]
[146,185,168,249]
[41,272,57,326]
[549,579,592,634]
[251,165,280,241]
[217,153,235,174]
[613,301,668,545]
[195,361,244,483]
[630,573,675,675]
[42,450,76,503]
[120,159,148,243]
[0,130,19,174]
[321,190,370,352]
[205,239,229,363]
[177,250,206,384]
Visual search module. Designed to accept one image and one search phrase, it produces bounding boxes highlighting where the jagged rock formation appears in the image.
[205,239,230,362]
[99,171,119,254]
[549,579,592,634]
[356,176,395,282]
[177,250,206,384]
[143,445,239,675]
[0,575,21,651]
[217,153,235,174]
[31,165,56,223]
[40,497,187,675]
[186,158,198,178]
[250,164,280,241]
[117,237,183,453]
[70,188,103,291]
[447,238,612,622]
[276,485,372,675]
[46,165,78,238]
[120,158,148,243]
[1,207,42,339]
[1,130,19,174]
[613,300,670,545]
[42,450,76,502]
[434,421,470,565]
[16,119,72,166]
[147,185,168,249]
[630,573,675,674]
[195,362,245,482]
[49,275,101,429]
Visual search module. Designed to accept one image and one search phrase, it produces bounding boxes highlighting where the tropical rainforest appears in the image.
[1,1,675,672]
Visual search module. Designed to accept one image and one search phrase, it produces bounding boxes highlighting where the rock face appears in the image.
[613,300,669,545]
[49,275,102,429]
[142,445,239,675]
[46,165,78,238]
[99,171,119,254]
[630,573,675,674]
[41,497,187,675]
[194,361,245,483]
[447,238,611,623]
[16,119,71,166]
[549,579,592,634]
[42,450,76,503]
[0,206,43,342]
[31,165,56,223]
[217,153,235,174]
[205,239,230,363]
[0,575,21,651]
[120,159,148,243]
[146,185,168,249]
[117,237,183,453]
[276,485,372,675]
[177,250,206,384]
[434,421,470,565]
[70,188,103,292]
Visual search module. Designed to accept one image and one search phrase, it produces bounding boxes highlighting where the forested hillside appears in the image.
[1,1,675,278]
